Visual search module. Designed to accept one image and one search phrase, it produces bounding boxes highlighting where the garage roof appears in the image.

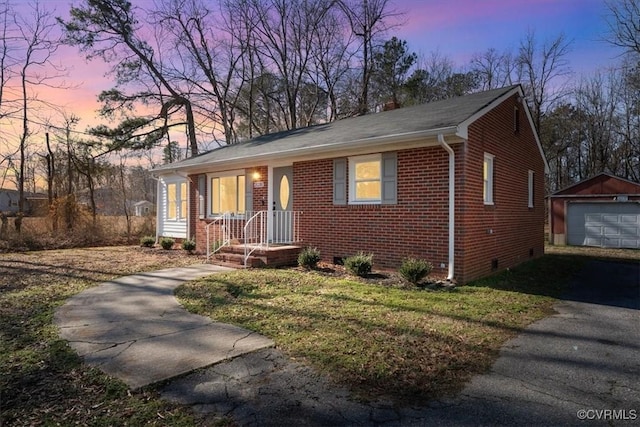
[551,173,640,197]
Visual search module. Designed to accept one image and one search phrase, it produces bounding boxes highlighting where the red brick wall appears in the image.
[251,166,269,210]
[189,174,207,253]
[293,145,452,276]
[458,94,546,283]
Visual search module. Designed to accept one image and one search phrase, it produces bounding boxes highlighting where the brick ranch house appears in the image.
[152,84,549,284]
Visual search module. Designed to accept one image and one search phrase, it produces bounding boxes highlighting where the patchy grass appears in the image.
[176,247,609,404]
[0,246,212,427]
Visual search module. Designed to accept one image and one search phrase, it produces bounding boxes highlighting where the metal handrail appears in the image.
[205,214,226,262]
[243,211,267,266]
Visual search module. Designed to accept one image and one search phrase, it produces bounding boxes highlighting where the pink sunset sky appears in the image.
[2,0,624,152]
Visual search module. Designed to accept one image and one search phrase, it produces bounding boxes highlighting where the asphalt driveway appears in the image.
[415,259,640,426]
[162,259,640,426]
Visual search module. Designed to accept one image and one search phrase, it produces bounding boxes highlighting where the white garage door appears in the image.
[567,202,640,249]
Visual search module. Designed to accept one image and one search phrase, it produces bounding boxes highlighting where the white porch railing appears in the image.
[206,211,255,261]
[206,210,302,265]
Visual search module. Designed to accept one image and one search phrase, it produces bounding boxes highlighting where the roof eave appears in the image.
[154,126,460,175]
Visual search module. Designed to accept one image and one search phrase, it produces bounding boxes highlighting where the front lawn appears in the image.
[0,247,206,426]
[176,249,596,404]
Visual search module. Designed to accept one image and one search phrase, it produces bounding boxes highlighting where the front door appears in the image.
[272,166,293,243]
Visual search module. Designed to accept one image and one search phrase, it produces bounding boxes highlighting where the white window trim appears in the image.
[348,154,382,204]
[483,153,495,205]
[207,169,246,217]
[528,170,534,208]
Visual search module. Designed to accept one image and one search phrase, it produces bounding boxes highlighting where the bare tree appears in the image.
[606,0,640,55]
[470,48,518,90]
[308,4,355,121]
[616,60,640,181]
[248,0,334,130]
[517,29,572,132]
[12,1,65,213]
[0,1,11,120]
[153,0,246,144]
[575,72,620,179]
[339,0,398,115]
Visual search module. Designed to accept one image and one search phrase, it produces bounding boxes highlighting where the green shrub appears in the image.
[399,257,433,285]
[298,247,321,269]
[140,235,155,248]
[344,252,373,277]
[160,237,175,250]
[182,239,196,254]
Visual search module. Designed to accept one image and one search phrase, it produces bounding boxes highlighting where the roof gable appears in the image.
[552,172,640,196]
[154,85,545,173]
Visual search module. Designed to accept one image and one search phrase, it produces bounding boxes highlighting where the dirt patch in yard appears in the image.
[0,246,202,293]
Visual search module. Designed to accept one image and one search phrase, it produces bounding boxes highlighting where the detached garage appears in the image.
[550,173,640,249]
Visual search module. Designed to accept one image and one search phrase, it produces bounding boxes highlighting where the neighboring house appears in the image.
[549,173,640,249]
[153,85,548,284]
[0,189,47,215]
[133,200,154,216]
[0,189,20,213]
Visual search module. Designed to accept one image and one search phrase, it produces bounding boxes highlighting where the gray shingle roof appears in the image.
[154,85,519,172]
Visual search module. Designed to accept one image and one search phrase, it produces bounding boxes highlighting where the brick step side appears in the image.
[214,252,265,268]
[212,245,302,268]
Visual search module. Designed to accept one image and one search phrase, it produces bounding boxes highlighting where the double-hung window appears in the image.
[528,170,534,208]
[335,153,396,205]
[350,154,382,203]
[483,153,494,205]
[166,181,187,220]
[209,171,246,215]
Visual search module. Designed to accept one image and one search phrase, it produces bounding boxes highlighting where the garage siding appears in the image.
[567,203,640,249]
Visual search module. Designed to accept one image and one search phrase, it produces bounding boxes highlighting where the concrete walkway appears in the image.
[54,264,274,389]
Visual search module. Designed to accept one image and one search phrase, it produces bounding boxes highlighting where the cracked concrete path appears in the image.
[54,264,274,390]
[161,260,639,426]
